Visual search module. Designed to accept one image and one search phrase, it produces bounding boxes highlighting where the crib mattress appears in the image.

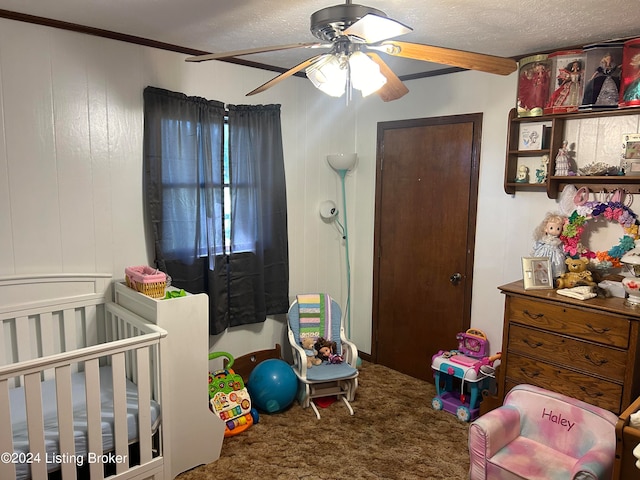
[9,366,161,480]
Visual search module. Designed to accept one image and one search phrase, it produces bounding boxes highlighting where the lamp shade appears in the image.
[306,51,387,99]
[349,51,387,97]
[306,54,347,98]
[327,153,357,172]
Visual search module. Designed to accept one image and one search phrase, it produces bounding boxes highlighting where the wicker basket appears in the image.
[125,266,167,299]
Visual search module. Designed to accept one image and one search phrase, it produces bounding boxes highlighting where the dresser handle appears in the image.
[585,323,611,334]
[584,354,608,367]
[523,339,543,348]
[523,309,544,319]
[579,386,604,398]
[519,367,540,378]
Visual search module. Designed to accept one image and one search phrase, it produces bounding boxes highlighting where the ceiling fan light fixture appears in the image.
[349,51,387,97]
[343,13,413,44]
[186,2,518,99]
[306,54,348,97]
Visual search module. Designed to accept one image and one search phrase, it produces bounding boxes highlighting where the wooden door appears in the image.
[372,114,482,380]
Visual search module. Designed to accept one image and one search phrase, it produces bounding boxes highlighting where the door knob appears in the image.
[450,273,462,285]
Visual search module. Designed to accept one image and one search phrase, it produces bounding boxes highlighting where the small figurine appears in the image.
[515,165,529,183]
[536,154,549,183]
[314,337,343,364]
[554,141,571,176]
[532,212,568,279]
[556,257,596,289]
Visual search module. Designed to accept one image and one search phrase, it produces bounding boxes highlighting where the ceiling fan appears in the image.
[185,1,517,102]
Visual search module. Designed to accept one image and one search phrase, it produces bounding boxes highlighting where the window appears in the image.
[223,121,232,252]
[143,87,289,334]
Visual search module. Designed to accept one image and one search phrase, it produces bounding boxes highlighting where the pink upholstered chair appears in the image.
[469,384,618,480]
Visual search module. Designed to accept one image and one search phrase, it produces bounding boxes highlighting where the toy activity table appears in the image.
[430,329,499,422]
[431,351,495,421]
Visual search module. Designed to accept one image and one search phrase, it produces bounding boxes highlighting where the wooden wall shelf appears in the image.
[504,107,640,198]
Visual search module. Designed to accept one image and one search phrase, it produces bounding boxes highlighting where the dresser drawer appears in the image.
[505,353,622,413]
[508,324,627,382]
[508,297,630,348]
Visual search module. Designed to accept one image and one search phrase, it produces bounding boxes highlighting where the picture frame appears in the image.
[519,124,544,150]
[622,133,640,176]
[522,256,554,290]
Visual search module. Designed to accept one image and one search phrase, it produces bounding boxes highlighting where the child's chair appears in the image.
[287,294,359,419]
[469,384,618,480]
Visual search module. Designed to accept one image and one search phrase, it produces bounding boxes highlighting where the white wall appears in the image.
[0,18,355,363]
[348,75,640,354]
[1,18,632,366]
[347,72,563,355]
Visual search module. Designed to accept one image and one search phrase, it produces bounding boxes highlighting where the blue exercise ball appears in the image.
[247,359,298,414]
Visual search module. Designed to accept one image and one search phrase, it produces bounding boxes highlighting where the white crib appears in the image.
[0,274,169,480]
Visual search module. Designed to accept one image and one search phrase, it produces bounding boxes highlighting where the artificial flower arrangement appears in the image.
[560,200,640,270]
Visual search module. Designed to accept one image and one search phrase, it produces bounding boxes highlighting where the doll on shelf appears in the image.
[623,53,640,104]
[517,60,551,116]
[531,212,568,279]
[548,60,584,108]
[554,141,571,176]
[583,51,622,106]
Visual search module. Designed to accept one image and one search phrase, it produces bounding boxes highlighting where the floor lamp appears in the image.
[326,153,357,340]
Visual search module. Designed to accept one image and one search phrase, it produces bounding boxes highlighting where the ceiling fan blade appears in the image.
[185,43,326,62]
[344,13,412,44]
[376,41,517,76]
[246,54,325,96]
[366,53,409,102]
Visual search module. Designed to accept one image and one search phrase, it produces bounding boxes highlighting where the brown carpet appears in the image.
[177,361,471,480]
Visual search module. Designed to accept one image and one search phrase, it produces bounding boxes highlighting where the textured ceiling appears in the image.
[0,0,639,79]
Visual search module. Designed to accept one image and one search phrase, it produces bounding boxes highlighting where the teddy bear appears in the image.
[301,337,322,368]
[556,257,597,289]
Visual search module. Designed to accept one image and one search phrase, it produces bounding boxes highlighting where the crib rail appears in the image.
[0,302,106,384]
[0,304,165,373]
[0,273,110,317]
[0,302,167,480]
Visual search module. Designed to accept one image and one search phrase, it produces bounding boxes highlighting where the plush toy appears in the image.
[301,337,322,368]
[315,337,343,364]
[556,257,597,289]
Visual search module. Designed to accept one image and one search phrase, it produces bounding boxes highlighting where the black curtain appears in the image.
[143,87,289,334]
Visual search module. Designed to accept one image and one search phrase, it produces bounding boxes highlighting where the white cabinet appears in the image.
[114,282,224,479]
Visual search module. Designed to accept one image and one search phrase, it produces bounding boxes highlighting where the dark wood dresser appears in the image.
[614,395,640,480]
[498,280,640,414]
